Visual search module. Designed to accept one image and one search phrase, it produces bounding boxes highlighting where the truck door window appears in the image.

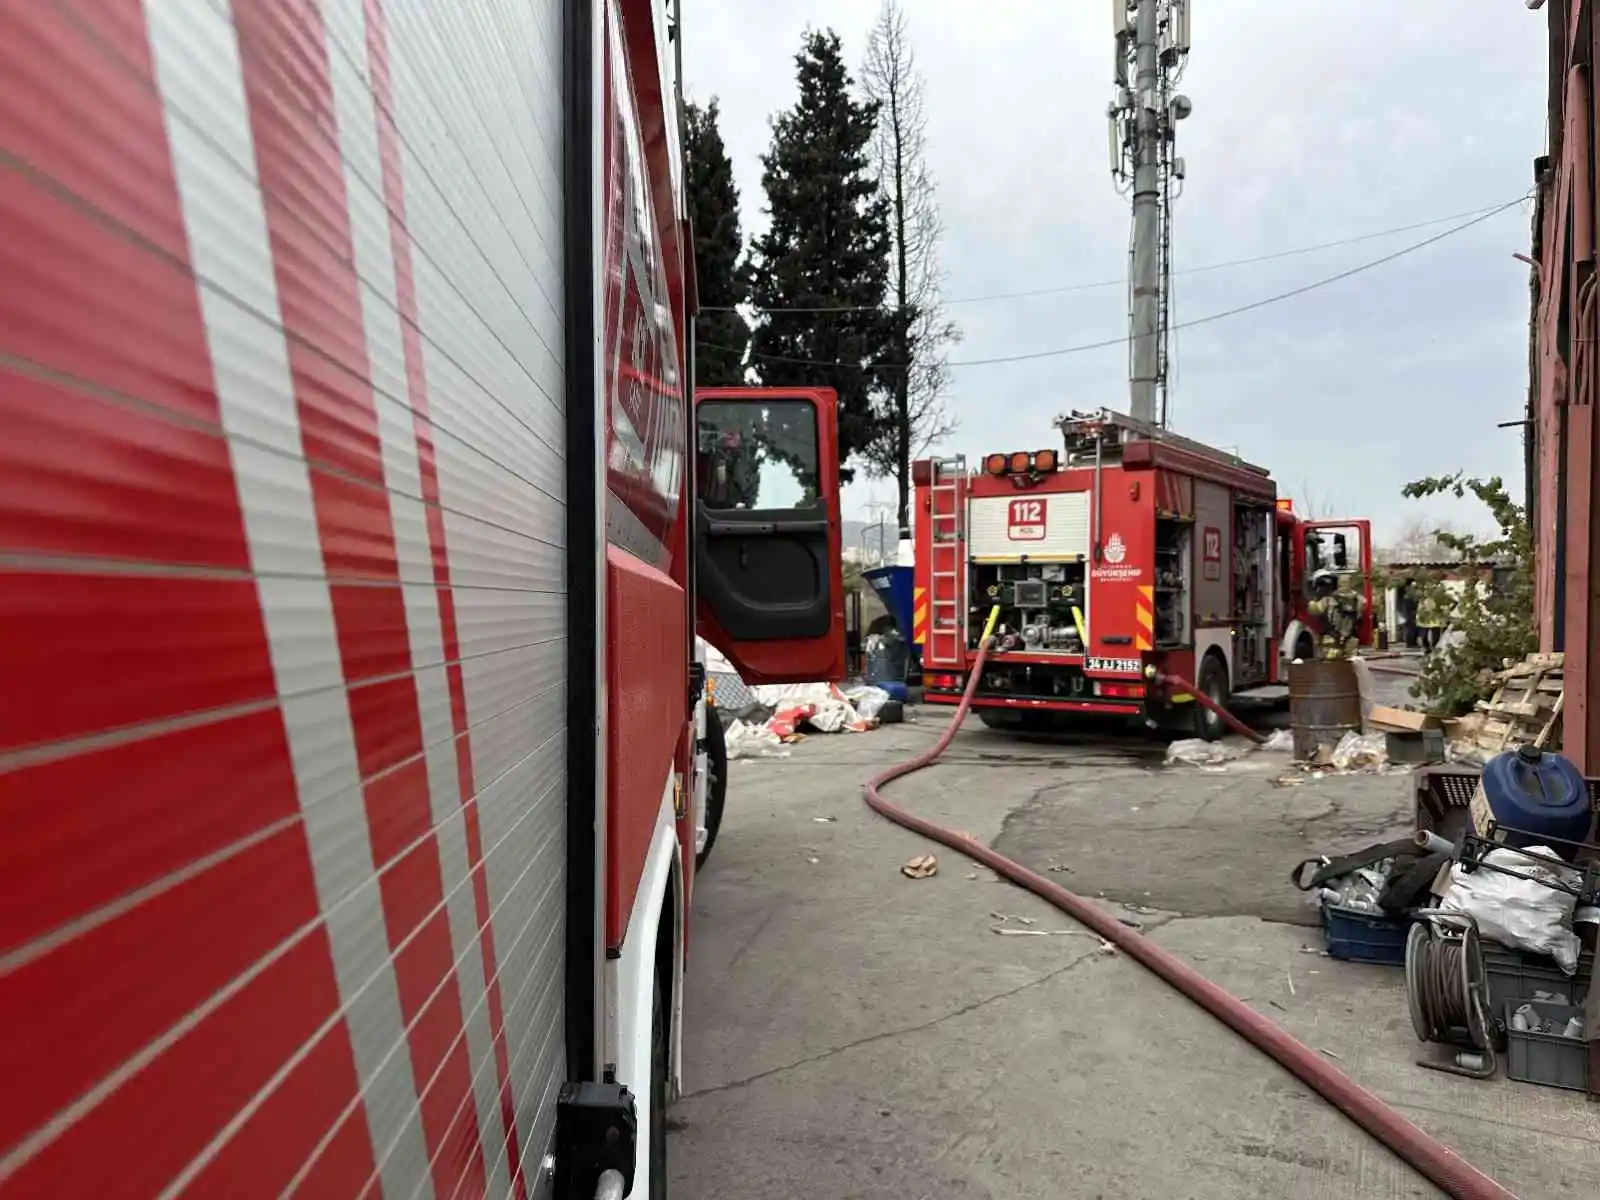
[696,399,820,512]
[1305,531,1324,580]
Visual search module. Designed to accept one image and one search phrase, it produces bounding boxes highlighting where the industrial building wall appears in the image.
[1533,0,1600,771]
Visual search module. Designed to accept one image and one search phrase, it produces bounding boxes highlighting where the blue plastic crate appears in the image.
[1321,904,1410,965]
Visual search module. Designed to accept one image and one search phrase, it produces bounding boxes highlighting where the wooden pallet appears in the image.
[1469,652,1565,757]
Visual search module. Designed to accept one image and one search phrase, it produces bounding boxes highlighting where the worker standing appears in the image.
[1415,591,1445,652]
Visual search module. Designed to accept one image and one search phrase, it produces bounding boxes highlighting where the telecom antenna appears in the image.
[1108,1,1192,427]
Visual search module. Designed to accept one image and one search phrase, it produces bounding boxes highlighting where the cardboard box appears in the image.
[1368,704,1438,733]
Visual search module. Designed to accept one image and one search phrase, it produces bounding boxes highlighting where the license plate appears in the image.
[1087,656,1142,675]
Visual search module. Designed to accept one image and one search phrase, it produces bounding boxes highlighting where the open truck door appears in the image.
[1303,519,1376,647]
[693,386,847,683]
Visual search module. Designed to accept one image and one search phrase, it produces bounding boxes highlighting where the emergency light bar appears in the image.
[983,450,1058,477]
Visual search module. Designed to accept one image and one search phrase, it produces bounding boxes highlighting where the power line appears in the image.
[703,195,1530,371]
[699,197,1527,316]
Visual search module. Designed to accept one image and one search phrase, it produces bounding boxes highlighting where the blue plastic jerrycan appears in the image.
[1478,744,1594,859]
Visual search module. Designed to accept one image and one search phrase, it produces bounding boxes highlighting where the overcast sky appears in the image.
[682,0,1547,545]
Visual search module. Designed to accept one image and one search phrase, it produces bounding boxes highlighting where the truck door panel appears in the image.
[1303,519,1376,646]
[693,387,846,683]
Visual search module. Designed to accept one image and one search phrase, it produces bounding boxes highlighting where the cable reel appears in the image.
[1404,911,1497,1079]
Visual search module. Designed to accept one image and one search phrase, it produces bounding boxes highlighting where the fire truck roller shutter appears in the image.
[0,1,570,1195]
[966,492,1090,560]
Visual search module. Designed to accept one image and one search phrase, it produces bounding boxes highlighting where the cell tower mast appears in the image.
[1109,1,1193,427]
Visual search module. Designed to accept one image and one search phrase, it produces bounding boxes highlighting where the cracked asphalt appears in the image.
[669,696,1599,1199]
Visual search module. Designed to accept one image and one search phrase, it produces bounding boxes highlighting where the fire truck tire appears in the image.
[976,709,1057,733]
[975,709,1020,730]
[1194,654,1231,742]
[1294,631,1316,662]
[696,706,728,871]
[650,969,669,1197]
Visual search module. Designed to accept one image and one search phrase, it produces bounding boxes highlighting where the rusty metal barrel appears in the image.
[1288,659,1362,761]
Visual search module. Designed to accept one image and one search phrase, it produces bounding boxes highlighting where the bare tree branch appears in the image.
[1290,477,1348,521]
[1377,515,1463,564]
[860,0,960,532]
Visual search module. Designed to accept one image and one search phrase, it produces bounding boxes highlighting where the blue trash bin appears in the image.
[862,565,917,647]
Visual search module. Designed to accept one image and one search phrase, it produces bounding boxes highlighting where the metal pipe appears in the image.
[1414,830,1456,857]
[1092,431,1105,560]
[1127,0,1161,422]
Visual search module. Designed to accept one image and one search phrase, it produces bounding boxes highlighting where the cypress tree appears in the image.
[683,99,749,386]
[748,29,894,478]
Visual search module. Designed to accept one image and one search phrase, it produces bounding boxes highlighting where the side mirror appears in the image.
[1333,533,1349,570]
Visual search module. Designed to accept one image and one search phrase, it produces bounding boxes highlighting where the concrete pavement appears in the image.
[669,712,1599,1199]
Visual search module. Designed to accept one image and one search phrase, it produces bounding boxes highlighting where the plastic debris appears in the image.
[990,912,1037,924]
[709,660,896,753]
[752,682,879,733]
[1330,730,1387,771]
[1510,1004,1584,1038]
[1311,859,1394,914]
[1260,729,1295,753]
[901,853,938,880]
[1439,846,1584,973]
[1165,730,1296,768]
[842,684,891,721]
[723,719,791,760]
[1165,738,1248,767]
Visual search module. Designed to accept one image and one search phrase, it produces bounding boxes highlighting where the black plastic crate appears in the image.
[1504,1000,1590,1092]
[1482,943,1593,1014]
[1321,905,1409,965]
[1414,765,1600,843]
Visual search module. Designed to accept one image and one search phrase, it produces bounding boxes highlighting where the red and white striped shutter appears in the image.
[0,1,572,1196]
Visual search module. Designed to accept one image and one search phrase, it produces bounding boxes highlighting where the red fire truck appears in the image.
[0,3,842,1198]
[912,410,1372,739]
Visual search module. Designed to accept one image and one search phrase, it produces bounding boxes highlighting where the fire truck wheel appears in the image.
[977,709,1058,733]
[1194,654,1230,742]
[1294,631,1316,662]
[650,970,669,1197]
[696,706,728,871]
[976,709,1023,730]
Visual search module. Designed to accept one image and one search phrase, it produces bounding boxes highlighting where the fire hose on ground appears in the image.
[861,609,1516,1200]
[1150,667,1267,745]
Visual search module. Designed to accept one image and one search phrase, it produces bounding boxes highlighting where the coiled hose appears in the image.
[1405,915,1497,1080]
[863,618,1517,1200]
[1411,936,1472,1035]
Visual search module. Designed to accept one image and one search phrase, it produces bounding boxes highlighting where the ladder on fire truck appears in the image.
[927,455,967,666]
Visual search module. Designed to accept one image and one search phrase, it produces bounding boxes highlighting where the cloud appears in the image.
[683,1,1546,543]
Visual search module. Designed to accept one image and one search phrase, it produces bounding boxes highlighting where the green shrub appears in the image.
[1398,473,1534,717]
